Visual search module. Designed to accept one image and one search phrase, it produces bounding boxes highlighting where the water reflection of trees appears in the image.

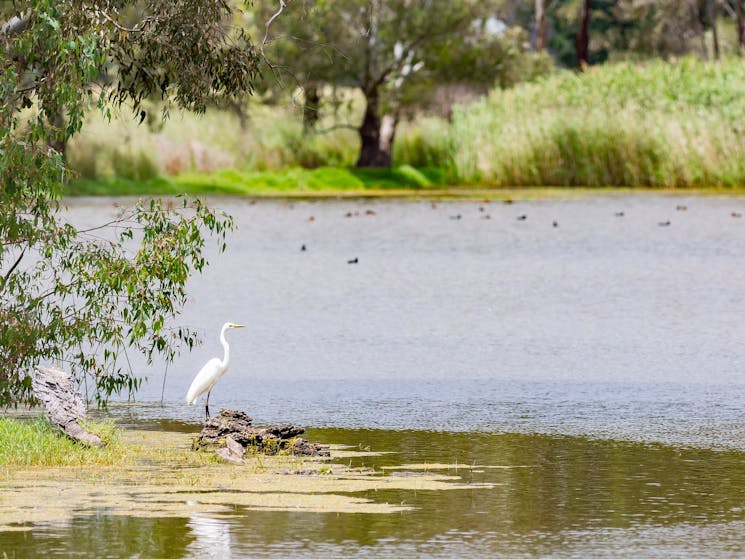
[270,429,745,545]
[1,515,193,558]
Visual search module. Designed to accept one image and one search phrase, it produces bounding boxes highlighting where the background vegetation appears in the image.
[63,0,745,193]
[69,57,745,192]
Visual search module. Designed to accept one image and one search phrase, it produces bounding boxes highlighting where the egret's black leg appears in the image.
[205,389,212,420]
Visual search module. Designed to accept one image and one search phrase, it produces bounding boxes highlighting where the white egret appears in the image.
[186,322,245,419]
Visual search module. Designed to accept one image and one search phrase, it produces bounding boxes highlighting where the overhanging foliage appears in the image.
[0,0,259,405]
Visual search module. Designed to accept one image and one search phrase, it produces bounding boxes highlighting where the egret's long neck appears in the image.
[219,325,230,369]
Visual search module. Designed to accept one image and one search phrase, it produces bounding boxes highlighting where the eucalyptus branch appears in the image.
[371,15,470,91]
[12,81,40,95]
[720,0,735,18]
[261,0,289,64]
[3,249,25,281]
[85,4,154,34]
[97,10,141,33]
[76,214,137,235]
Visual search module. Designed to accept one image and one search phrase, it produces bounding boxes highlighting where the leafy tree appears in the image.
[616,1,716,60]
[0,1,259,406]
[261,0,535,168]
[535,0,735,65]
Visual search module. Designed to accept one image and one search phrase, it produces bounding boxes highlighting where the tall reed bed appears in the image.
[450,58,745,187]
[67,102,360,181]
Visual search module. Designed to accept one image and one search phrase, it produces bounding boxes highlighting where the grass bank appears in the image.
[0,416,121,467]
[65,165,449,197]
[66,173,745,200]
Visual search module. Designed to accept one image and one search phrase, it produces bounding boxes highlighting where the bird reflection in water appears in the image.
[186,514,233,559]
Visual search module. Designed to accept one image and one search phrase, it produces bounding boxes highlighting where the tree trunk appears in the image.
[691,0,708,59]
[47,110,67,162]
[535,0,549,50]
[708,0,720,59]
[356,87,397,168]
[576,0,591,69]
[737,0,745,53]
[302,83,321,133]
[227,99,248,131]
[32,367,103,447]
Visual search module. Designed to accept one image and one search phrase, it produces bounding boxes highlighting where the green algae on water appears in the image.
[0,429,495,530]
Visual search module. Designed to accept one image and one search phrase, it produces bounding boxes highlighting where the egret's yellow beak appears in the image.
[233,324,245,329]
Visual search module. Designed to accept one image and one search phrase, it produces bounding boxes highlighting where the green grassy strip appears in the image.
[0,417,121,467]
[65,165,449,197]
[66,169,745,199]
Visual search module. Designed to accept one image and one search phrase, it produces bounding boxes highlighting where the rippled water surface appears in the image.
[3,194,745,558]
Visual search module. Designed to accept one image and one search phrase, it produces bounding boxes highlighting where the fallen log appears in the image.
[193,408,329,460]
[32,367,103,447]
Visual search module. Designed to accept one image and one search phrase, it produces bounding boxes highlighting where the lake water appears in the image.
[3,194,745,558]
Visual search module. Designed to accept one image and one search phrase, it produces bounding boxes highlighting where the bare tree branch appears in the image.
[261,0,289,63]
[94,9,154,34]
[370,15,470,92]
[720,0,736,18]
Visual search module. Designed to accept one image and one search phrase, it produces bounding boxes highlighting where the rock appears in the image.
[32,367,103,447]
[215,435,246,464]
[225,434,245,458]
[194,408,330,459]
[292,437,330,457]
[199,409,254,443]
[261,424,305,439]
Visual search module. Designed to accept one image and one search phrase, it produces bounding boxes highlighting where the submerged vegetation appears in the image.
[66,58,745,194]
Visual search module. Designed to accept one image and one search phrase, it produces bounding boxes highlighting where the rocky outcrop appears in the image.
[193,409,329,461]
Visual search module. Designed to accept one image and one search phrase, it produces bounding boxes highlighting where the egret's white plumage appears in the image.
[186,322,244,418]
